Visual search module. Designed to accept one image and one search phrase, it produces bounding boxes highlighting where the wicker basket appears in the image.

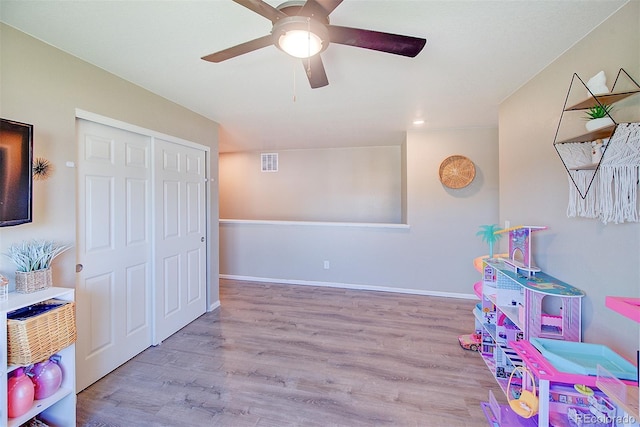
[7,299,77,365]
[15,268,52,293]
[438,155,476,189]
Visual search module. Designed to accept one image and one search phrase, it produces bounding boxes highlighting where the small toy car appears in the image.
[458,332,482,351]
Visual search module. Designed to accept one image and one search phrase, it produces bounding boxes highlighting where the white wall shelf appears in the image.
[553,68,640,207]
[1,287,76,426]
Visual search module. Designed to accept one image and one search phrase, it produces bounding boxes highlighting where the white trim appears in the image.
[220,219,410,229]
[220,274,477,300]
[209,300,221,312]
[75,109,210,153]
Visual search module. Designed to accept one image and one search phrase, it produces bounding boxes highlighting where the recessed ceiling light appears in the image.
[412,119,425,125]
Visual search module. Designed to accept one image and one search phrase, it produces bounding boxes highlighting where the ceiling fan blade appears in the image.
[233,0,287,23]
[328,25,426,57]
[304,55,329,89]
[298,0,343,19]
[201,35,273,62]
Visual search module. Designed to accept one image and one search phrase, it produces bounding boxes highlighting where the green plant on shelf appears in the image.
[584,103,613,120]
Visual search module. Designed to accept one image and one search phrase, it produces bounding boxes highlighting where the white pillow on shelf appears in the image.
[586,70,609,96]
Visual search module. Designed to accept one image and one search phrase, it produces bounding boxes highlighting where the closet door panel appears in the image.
[76,119,152,391]
[154,139,207,343]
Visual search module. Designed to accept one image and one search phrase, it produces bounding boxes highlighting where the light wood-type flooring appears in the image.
[77,279,503,426]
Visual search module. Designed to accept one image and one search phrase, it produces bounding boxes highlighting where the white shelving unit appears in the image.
[1,287,76,427]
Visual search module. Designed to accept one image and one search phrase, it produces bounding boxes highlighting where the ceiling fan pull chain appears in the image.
[293,61,297,102]
[307,18,311,66]
[306,17,312,75]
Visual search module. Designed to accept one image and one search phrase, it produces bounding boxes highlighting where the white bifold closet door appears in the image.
[76,119,207,392]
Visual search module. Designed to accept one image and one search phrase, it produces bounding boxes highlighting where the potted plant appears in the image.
[584,103,614,132]
[4,240,70,293]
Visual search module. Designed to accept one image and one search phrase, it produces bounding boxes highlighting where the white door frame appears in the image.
[75,109,212,340]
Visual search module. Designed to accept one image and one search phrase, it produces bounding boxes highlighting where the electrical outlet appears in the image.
[323,260,330,270]
[504,220,510,229]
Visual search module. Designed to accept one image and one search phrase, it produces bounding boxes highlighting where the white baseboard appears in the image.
[209,300,221,312]
[219,274,477,300]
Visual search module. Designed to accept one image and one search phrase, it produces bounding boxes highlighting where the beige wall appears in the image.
[219,1,640,361]
[220,127,499,296]
[0,24,220,304]
[6,0,635,367]
[499,1,639,360]
[219,146,402,223]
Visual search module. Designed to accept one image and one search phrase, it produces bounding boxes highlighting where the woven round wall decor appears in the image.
[439,155,476,189]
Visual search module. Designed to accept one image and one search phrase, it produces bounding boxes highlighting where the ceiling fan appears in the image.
[201,0,427,89]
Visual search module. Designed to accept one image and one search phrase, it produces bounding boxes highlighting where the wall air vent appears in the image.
[261,153,278,172]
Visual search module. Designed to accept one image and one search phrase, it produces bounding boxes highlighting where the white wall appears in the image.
[220,127,499,296]
[0,24,220,304]
[499,1,639,360]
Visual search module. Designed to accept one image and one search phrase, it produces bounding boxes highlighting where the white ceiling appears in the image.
[0,0,628,152]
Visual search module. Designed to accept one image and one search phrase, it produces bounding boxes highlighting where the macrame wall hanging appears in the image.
[557,123,640,224]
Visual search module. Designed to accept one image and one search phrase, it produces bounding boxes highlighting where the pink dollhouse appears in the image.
[488,225,583,342]
[494,225,547,274]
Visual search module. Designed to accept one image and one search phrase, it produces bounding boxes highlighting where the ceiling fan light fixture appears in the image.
[273,16,328,59]
[278,29,323,58]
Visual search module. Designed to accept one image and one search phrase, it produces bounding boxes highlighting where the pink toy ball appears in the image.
[30,355,63,400]
[7,367,35,418]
